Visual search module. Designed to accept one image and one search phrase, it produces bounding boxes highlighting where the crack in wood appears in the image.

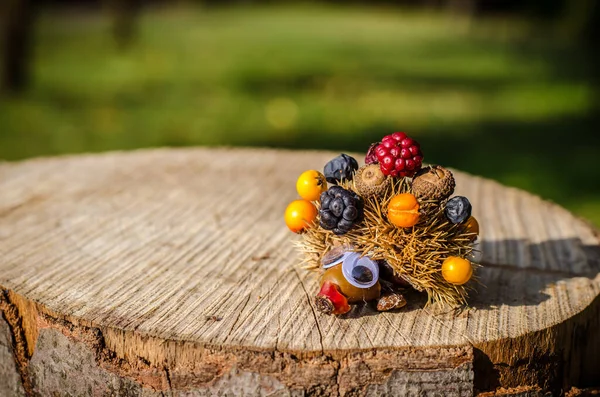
[163,366,173,397]
[223,289,252,346]
[293,267,324,353]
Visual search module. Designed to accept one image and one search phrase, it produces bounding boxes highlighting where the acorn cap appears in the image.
[355,164,391,198]
[411,165,455,201]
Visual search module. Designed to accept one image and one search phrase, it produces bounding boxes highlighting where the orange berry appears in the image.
[387,193,420,228]
[463,216,479,241]
[441,256,473,285]
[296,170,327,201]
[285,199,317,233]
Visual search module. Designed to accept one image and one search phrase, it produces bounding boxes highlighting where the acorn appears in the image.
[354,164,391,198]
[411,165,455,201]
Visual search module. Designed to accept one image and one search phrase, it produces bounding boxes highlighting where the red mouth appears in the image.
[315,281,350,315]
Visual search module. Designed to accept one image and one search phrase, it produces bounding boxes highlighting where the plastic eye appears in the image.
[341,253,379,288]
[322,247,352,269]
[351,265,373,283]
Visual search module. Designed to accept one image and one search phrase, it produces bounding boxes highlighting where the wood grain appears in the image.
[0,147,598,396]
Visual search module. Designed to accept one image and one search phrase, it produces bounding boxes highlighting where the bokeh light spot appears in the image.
[265,97,299,130]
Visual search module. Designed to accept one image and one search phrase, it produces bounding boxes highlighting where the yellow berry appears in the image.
[441,256,473,285]
[296,170,327,201]
[284,199,317,233]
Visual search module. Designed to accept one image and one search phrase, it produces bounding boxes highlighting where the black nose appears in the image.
[352,265,373,283]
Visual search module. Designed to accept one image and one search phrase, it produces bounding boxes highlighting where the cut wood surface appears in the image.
[0,147,598,396]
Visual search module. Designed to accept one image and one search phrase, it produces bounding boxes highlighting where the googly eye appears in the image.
[322,247,352,269]
[341,253,379,288]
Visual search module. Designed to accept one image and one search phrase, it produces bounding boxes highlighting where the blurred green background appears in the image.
[1,1,599,225]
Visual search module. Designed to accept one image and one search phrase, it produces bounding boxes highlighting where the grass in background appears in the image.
[0,4,598,225]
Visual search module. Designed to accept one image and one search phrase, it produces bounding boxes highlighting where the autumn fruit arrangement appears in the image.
[284,132,482,315]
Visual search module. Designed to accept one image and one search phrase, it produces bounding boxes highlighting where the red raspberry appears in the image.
[374,132,423,177]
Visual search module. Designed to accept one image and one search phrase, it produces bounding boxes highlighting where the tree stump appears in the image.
[0,148,598,396]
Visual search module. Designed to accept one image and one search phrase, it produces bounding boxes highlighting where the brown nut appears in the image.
[411,165,455,201]
[355,164,391,198]
[376,293,407,311]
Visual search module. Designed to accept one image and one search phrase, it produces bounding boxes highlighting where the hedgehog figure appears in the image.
[285,132,482,315]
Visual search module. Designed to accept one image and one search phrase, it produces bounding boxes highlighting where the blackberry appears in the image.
[445,196,472,224]
[319,186,364,235]
[324,154,359,184]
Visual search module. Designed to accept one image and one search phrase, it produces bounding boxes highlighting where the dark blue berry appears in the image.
[337,218,354,230]
[343,206,358,221]
[445,196,472,224]
[320,210,337,229]
[342,195,355,207]
[330,198,344,217]
[324,154,359,184]
[328,185,344,195]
